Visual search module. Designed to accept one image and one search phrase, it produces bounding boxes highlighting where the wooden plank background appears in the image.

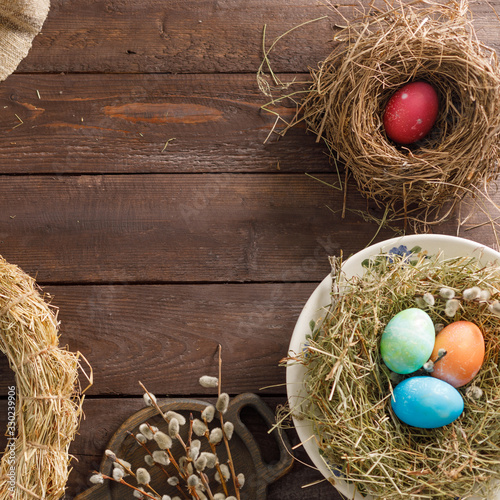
[14,0,500,74]
[0,0,499,498]
[0,74,329,174]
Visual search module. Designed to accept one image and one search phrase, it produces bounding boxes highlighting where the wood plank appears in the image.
[18,0,337,74]
[0,173,497,285]
[0,173,404,284]
[0,73,329,174]
[0,283,319,396]
[14,0,500,74]
[0,397,341,499]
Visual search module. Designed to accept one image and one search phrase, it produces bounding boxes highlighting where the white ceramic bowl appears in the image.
[287,234,500,499]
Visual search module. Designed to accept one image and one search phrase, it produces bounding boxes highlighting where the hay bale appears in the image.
[0,256,91,499]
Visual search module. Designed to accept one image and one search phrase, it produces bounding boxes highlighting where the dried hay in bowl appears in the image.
[0,256,92,499]
[286,250,500,499]
[262,0,500,229]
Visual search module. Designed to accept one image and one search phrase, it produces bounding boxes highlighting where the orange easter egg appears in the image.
[431,321,485,388]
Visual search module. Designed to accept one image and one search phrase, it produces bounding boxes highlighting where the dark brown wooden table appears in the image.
[1,1,500,498]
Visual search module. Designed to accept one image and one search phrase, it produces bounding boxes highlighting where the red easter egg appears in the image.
[383,81,439,144]
[430,321,485,388]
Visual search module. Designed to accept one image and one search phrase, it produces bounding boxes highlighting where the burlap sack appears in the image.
[0,0,50,81]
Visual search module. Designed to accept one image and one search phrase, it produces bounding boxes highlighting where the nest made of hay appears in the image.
[0,256,91,499]
[291,0,500,227]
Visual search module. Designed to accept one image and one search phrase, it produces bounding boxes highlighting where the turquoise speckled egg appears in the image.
[391,376,464,428]
[380,308,435,374]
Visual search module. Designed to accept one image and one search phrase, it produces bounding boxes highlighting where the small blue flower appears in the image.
[330,465,344,478]
[387,245,417,263]
[389,245,409,257]
[302,340,311,359]
[319,451,344,477]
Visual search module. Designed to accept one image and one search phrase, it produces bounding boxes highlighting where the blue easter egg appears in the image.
[380,308,435,374]
[391,376,464,428]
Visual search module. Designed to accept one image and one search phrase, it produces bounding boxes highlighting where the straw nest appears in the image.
[276,0,500,227]
[0,256,92,499]
[287,251,500,499]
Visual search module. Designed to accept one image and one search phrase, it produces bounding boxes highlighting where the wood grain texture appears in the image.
[0,73,330,174]
[0,173,404,284]
[0,173,497,285]
[0,397,342,499]
[0,282,317,395]
[18,0,338,74]
[13,0,500,74]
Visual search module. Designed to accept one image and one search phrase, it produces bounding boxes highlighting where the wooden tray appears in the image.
[76,393,293,500]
